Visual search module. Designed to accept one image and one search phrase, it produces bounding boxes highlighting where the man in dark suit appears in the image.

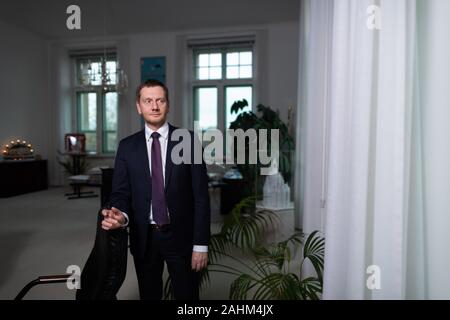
[101,79,210,300]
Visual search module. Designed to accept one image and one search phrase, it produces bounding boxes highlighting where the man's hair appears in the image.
[136,79,169,103]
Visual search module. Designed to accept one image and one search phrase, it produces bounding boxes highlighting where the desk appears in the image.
[0,159,48,197]
[220,178,244,215]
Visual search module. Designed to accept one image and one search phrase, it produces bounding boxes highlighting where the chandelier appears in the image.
[77,1,128,94]
[78,53,128,94]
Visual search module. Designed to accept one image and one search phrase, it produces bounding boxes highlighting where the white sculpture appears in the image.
[262,162,292,210]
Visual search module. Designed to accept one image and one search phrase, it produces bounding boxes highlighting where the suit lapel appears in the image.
[164,124,176,192]
[136,130,151,186]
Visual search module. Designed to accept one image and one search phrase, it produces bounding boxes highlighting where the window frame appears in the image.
[191,46,256,135]
[72,54,119,156]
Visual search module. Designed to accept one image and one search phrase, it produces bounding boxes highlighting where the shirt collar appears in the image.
[145,121,169,141]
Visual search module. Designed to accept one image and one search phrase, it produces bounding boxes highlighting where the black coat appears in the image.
[75,211,128,300]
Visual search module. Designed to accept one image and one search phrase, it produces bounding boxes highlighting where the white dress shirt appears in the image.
[121,122,207,253]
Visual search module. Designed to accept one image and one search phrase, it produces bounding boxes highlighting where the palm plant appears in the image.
[210,230,324,299]
[207,195,324,300]
[57,150,89,175]
[164,196,278,299]
[163,197,325,300]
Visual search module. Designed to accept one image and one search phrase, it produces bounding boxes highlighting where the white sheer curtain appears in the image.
[297,0,450,299]
[296,0,334,233]
[415,0,450,299]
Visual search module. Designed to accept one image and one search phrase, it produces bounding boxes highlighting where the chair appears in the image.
[16,167,127,300]
[75,210,128,300]
[66,174,98,200]
[15,274,72,300]
[100,168,114,208]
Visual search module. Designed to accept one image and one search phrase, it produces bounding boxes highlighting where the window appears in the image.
[192,44,255,133]
[74,54,118,154]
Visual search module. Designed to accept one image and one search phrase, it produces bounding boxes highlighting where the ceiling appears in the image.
[0,0,300,39]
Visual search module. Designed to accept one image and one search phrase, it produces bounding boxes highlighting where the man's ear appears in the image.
[136,102,142,115]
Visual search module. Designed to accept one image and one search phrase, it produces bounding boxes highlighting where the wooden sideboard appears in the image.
[0,159,48,197]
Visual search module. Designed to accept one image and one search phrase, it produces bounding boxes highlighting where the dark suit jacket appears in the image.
[110,124,211,258]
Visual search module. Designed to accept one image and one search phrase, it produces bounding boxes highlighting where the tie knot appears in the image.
[151,132,160,139]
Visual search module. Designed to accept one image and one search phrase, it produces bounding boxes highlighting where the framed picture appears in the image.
[140,56,166,83]
[65,133,86,153]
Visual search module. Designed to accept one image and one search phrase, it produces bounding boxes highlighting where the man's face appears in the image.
[136,86,169,129]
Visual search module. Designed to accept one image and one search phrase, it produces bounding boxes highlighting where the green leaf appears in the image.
[230,99,249,114]
[302,231,325,285]
[205,185,325,300]
[163,275,172,300]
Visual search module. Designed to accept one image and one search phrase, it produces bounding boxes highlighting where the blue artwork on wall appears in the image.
[140,56,166,84]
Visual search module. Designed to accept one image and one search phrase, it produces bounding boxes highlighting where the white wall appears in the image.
[47,43,73,186]
[128,31,177,133]
[0,21,49,166]
[267,22,299,124]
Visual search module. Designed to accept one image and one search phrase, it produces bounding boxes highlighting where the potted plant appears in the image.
[163,197,325,300]
[206,197,324,299]
[57,150,89,176]
[210,230,324,299]
[228,100,295,197]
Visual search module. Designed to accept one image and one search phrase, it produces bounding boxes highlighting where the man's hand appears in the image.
[191,251,208,272]
[101,207,126,230]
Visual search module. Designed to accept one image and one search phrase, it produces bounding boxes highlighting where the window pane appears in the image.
[209,53,222,67]
[85,132,97,152]
[103,92,118,152]
[90,62,102,85]
[104,92,118,130]
[104,132,117,153]
[198,67,209,80]
[195,87,218,130]
[76,56,117,87]
[198,54,209,67]
[240,51,252,65]
[226,66,239,79]
[226,86,252,129]
[226,52,239,66]
[106,61,117,85]
[225,51,252,79]
[78,61,92,85]
[196,52,223,80]
[78,92,97,152]
[78,93,97,131]
[239,65,252,78]
[210,67,222,79]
